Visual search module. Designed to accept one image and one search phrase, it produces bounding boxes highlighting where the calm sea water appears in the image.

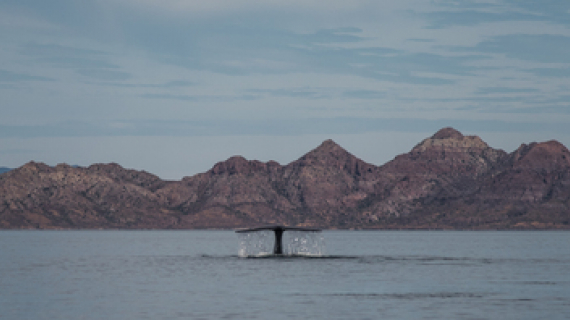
[1,230,569,320]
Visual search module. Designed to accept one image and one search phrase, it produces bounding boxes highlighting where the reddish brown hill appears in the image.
[278,139,382,226]
[402,140,570,229]
[486,141,570,203]
[0,162,177,229]
[159,156,289,228]
[0,128,569,229]
[159,140,382,228]
[86,163,167,191]
[360,128,507,222]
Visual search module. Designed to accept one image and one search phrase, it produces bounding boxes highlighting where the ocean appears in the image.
[1,230,569,319]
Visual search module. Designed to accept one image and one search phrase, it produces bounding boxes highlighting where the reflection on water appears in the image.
[237,230,326,257]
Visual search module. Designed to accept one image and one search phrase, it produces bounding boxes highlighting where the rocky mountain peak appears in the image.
[88,162,123,171]
[296,139,355,167]
[385,128,506,179]
[536,140,570,154]
[301,139,348,160]
[291,139,377,178]
[18,161,52,174]
[413,129,490,153]
[84,163,164,191]
[1,128,569,230]
[308,139,344,155]
[209,156,272,175]
[55,163,75,171]
[431,127,464,140]
[511,140,570,170]
[320,138,341,148]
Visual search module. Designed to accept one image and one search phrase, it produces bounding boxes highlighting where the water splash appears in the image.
[284,231,326,256]
[237,230,325,257]
[238,230,274,257]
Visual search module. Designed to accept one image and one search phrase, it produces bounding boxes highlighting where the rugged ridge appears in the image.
[0,162,178,229]
[1,128,569,229]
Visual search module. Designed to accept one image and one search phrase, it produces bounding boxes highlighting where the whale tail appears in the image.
[235,225,322,255]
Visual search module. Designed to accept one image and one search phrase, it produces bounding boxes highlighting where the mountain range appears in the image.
[1,127,569,229]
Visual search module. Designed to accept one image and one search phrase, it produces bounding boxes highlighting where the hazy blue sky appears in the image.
[2,0,570,179]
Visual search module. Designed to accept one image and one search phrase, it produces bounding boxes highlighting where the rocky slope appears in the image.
[0,162,181,229]
[415,139,570,229]
[1,128,569,229]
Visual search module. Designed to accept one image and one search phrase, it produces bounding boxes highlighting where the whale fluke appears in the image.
[235,225,322,255]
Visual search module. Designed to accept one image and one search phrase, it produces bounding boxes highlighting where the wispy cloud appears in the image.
[19,43,118,68]
[0,69,54,82]
[248,88,330,99]
[139,93,199,101]
[2,0,570,176]
[76,69,131,81]
[475,87,540,95]
[504,105,570,114]
[466,34,570,63]
[421,0,570,28]
[0,148,35,155]
[2,117,569,139]
[526,68,570,78]
[139,93,258,102]
[90,80,195,88]
[342,89,386,99]
[18,43,131,81]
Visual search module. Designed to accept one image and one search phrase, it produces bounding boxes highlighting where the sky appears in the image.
[1,0,570,179]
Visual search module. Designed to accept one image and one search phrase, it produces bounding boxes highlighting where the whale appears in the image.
[235,225,322,255]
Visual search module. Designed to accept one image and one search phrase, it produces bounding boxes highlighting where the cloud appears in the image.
[342,89,385,99]
[73,8,472,85]
[475,87,540,94]
[1,1,483,86]
[503,0,570,26]
[430,96,531,105]
[424,9,541,29]
[2,117,569,139]
[183,38,477,84]
[506,105,570,114]
[407,38,435,43]
[531,95,570,105]
[422,0,570,28]
[18,43,131,80]
[162,80,194,87]
[76,69,131,81]
[3,0,570,178]
[0,148,34,155]
[90,80,195,88]
[119,0,395,16]
[139,93,258,102]
[526,67,570,78]
[468,34,570,63]
[248,88,329,99]
[0,69,54,82]
[1,2,569,126]
[139,93,199,101]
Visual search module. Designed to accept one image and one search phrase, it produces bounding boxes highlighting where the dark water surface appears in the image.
[1,231,569,319]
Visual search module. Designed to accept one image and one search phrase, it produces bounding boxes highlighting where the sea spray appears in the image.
[238,230,273,257]
[237,230,325,257]
[284,230,326,256]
